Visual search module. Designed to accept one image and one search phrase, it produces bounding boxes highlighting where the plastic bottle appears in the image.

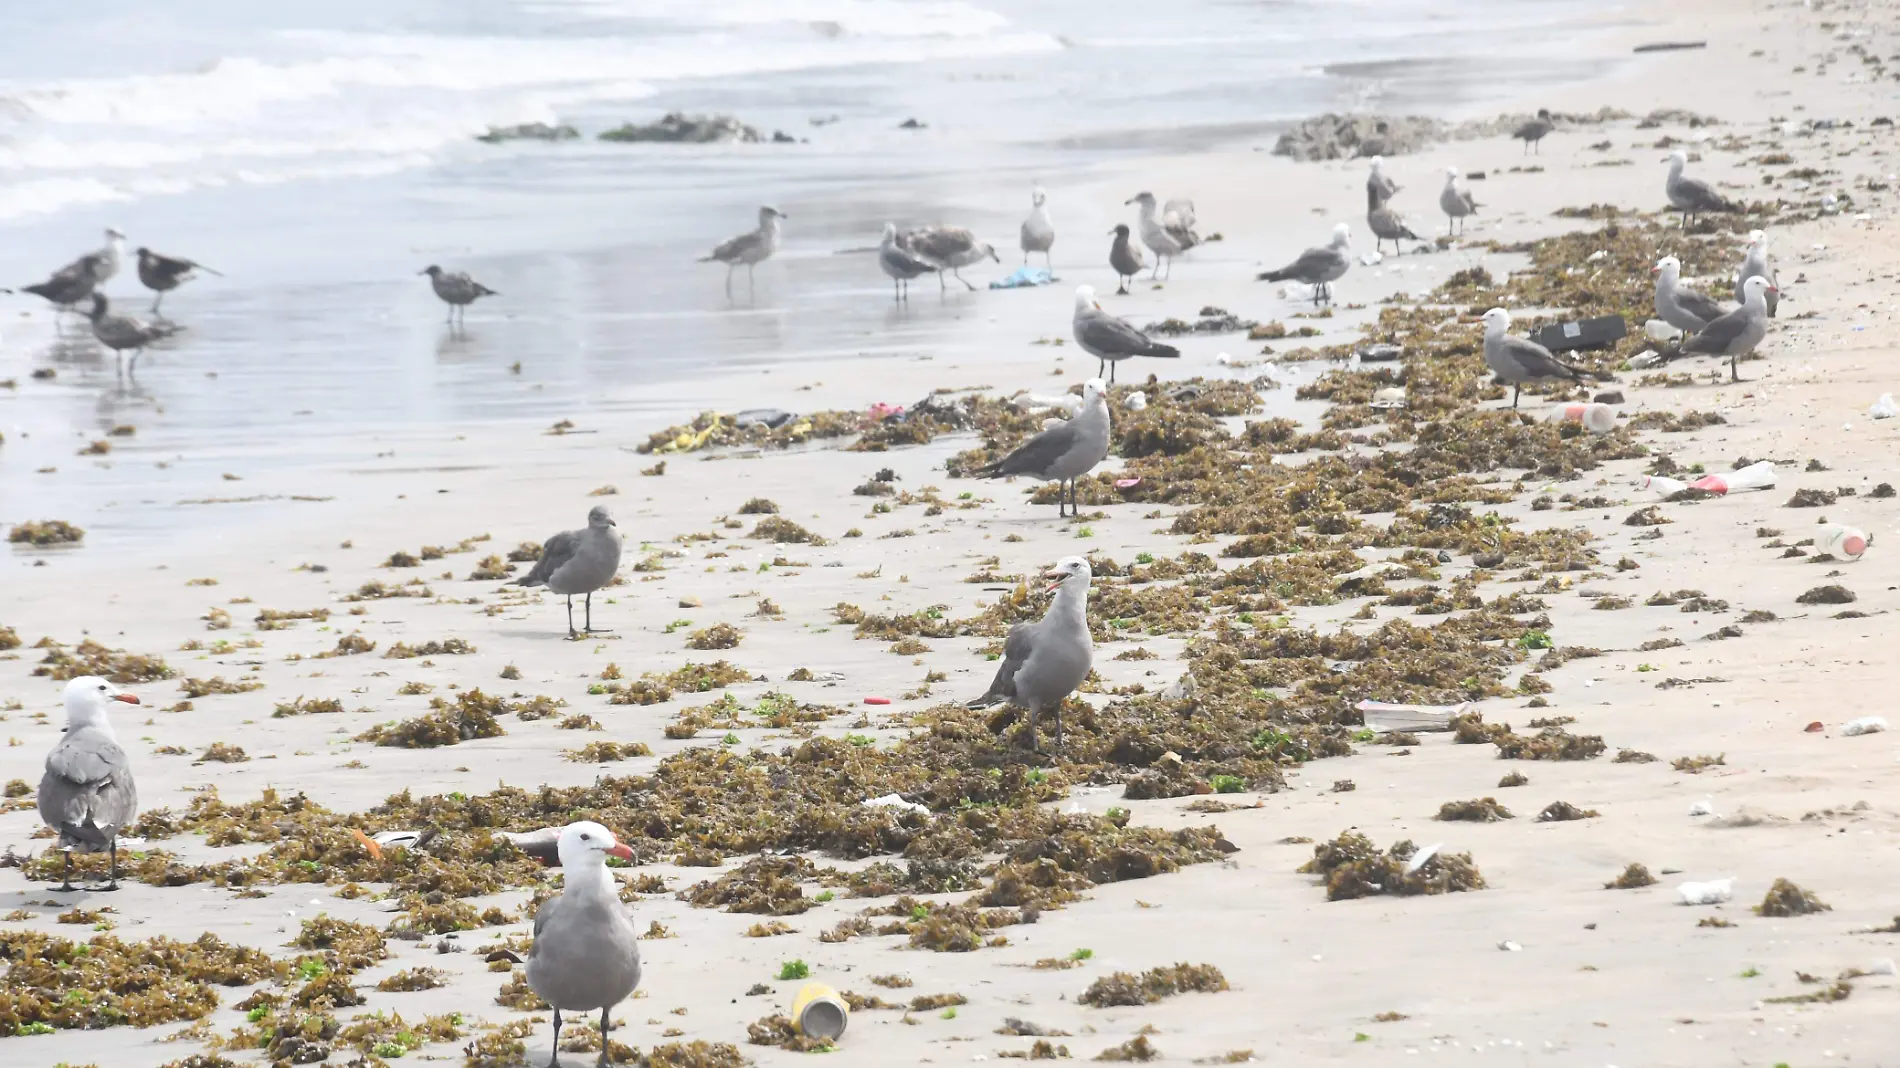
[1639,475,1690,496]
[1549,402,1616,435]
[1688,460,1775,495]
[1645,319,1684,342]
[1818,523,1869,560]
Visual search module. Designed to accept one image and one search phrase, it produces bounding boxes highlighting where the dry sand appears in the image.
[7,0,1900,1065]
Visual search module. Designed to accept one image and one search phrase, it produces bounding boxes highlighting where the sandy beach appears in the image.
[7,0,1900,1065]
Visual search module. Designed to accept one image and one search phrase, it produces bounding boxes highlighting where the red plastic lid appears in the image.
[863,696,891,705]
[1842,533,1867,558]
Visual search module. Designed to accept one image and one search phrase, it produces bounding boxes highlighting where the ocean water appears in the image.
[0,0,1626,550]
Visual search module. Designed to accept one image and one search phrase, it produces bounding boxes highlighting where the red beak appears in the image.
[1767,285,1779,294]
[605,843,634,862]
[112,693,140,705]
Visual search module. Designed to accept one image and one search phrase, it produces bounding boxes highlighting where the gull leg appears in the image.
[56,851,76,893]
[937,270,946,292]
[1052,702,1063,749]
[748,263,757,296]
[1730,354,1741,383]
[565,595,578,640]
[547,1008,563,1068]
[1023,703,1039,751]
[96,842,121,892]
[152,291,164,316]
[583,591,611,634]
[1511,383,1522,409]
[596,1006,612,1068]
[957,269,975,292]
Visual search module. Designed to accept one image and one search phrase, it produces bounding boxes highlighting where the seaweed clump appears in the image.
[1536,800,1598,821]
[1435,797,1513,822]
[1077,963,1229,1007]
[1754,878,1831,917]
[686,623,743,650]
[1796,584,1855,605]
[355,689,507,747]
[681,856,820,915]
[747,1014,834,1052]
[1095,1036,1161,1062]
[1298,832,1485,901]
[0,930,280,1032]
[8,520,84,545]
[1604,863,1657,889]
[32,638,174,683]
[751,517,829,545]
[1493,727,1606,761]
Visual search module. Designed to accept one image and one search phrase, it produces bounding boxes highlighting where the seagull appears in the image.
[135,247,221,317]
[1513,109,1554,154]
[526,822,641,1068]
[39,676,140,892]
[420,265,497,326]
[1124,192,1198,279]
[1019,186,1055,268]
[1070,284,1179,383]
[1665,150,1738,230]
[1440,169,1479,236]
[1107,224,1146,294]
[1258,223,1351,305]
[88,294,178,374]
[1481,307,1608,407]
[509,505,624,639]
[902,226,1000,291]
[1677,275,1775,382]
[966,556,1094,751]
[878,223,939,301]
[977,378,1110,517]
[1736,230,1779,317]
[1367,185,1419,257]
[1652,256,1731,334]
[1367,156,1400,207]
[699,206,785,298]
[21,227,126,317]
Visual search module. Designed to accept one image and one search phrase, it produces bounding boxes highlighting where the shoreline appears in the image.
[10,0,1900,1065]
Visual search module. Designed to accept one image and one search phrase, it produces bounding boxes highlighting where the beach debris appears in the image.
[1549,402,1616,435]
[476,122,578,143]
[1435,797,1513,822]
[1818,524,1868,560]
[791,981,850,1041]
[1870,393,1898,419]
[1689,460,1775,495]
[1300,833,1483,900]
[863,696,890,705]
[1605,863,1658,889]
[862,794,930,815]
[1676,878,1734,905]
[1689,798,1715,816]
[990,266,1056,290]
[8,520,84,546]
[1754,878,1830,916]
[1077,963,1228,1007]
[1497,940,1521,952]
[1796,584,1855,605]
[1536,801,1599,822]
[1841,717,1888,737]
[1356,699,1468,733]
[1402,843,1442,876]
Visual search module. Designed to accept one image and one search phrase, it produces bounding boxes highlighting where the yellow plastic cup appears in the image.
[790,981,849,1041]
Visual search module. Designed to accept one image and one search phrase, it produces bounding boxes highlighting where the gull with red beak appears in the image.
[526,821,642,1068]
[1652,255,1731,334]
[39,676,140,892]
[1677,274,1775,382]
[967,556,1094,751]
[976,378,1110,518]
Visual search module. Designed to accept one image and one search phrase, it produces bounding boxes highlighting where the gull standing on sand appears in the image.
[978,378,1110,517]
[88,294,177,374]
[1367,157,1400,207]
[509,505,623,639]
[1481,307,1605,408]
[966,556,1094,751]
[420,265,496,326]
[1736,230,1779,316]
[39,677,140,892]
[1440,168,1478,236]
[1513,109,1554,154]
[1367,186,1419,257]
[1677,275,1775,382]
[902,225,999,291]
[700,205,785,298]
[1652,256,1731,334]
[1258,223,1352,305]
[1665,150,1738,230]
[21,227,126,316]
[1107,224,1146,294]
[1071,284,1180,383]
[1125,192,1198,279]
[1020,186,1055,267]
[526,822,641,1068]
[136,247,221,316]
[878,223,938,301]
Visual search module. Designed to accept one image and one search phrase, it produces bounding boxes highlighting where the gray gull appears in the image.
[1481,307,1605,407]
[966,555,1095,750]
[977,378,1110,517]
[526,821,641,1068]
[700,205,785,297]
[1440,168,1479,235]
[1665,150,1738,229]
[1019,186,1055,267]
[420,265,497,325]
[22,227,125,316]
[1513,109,1554,154]
[1107,224,1146,295]
[136,247,221,316]
[1258,223,1351,305]
[509,505,623,638]
[88,294,177,374]
[1367,156,1400,208]
[1071,284,1179,383]
[902,225,999,291]
[1125,192,1198,279]
[1367,185,1419,256]
[1736,229,1779,316]
[1678,274,1774,382]
[878,222,938,301]
[39,676,140,892]
[1652,255,1730,333]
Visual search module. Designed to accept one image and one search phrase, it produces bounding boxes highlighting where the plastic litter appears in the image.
[863,696,890,705]
[1403,842,1444,875]
[1817,524,1869,560]
[1871,958,1898,976]
[1842,716,1889,736]
[1278,282,1320,301]
[1676,878,1734,906]
[1639,474,1690,496]
[868,401,905,420]
[1688,797,1714,817]
[1688,460,1775,495]
[1497,940,1522,952]
[732,409,797,429]
[1356,699,1470,733]
[1124,391,1148,411]
[1870,393,1898,419]
[1114,478,1141,489]
[1369,386,1407,410]
[1216,352,1233,365]
[987,266,1055,290]
[1629,349,1666,369]
[1645,319,1683,342]
[862,794,930,815]
[792,982,850,1040]
[1548,402,1616,435]
[1358,251,1384,266]
[1356,343,1403,363]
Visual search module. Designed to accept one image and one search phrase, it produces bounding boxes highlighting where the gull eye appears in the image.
[579,833,591,841]
[97,684,107,691]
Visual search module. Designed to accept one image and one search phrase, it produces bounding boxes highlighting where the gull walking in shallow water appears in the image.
[21,227,126,319]
[878,222,938,301]
[1125,192,1198,279]
[902,226,999,291]
[1071,284,1179,383]
[1020,186,1055,267]
[1678,275,1774,382]
[1258,223,1351,305]
[136,247,221,317]
[978,378,1110,517]
[88,294,177,375]
[1665,150,1738,230]
[966,556,1094,751]
[1513,109,1554,154]
[700,205,785,298]
[1481,307,1605,407]
[1440,169,1478,235]
[1652,256,1730,334]
[1107,224,1146,294]
[39,677,140,892]
[510,505,623,639]
[1736,230,1779,316]
[420,265,496,326]
[526,822,641,1068]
